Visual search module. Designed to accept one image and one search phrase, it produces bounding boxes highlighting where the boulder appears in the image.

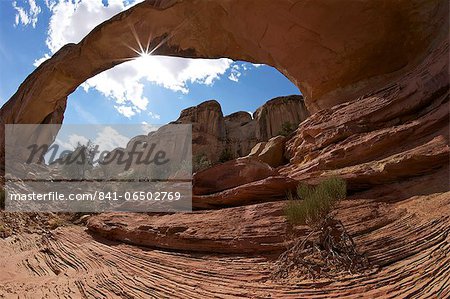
[255,136,287,168]
[193,157,276,195]
[248,142,266,157]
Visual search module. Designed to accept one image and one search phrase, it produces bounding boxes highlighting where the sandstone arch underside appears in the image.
[0,0,447,126]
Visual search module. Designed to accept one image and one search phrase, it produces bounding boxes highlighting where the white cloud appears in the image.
[44,0,133,54]
[33,53,51,67]
[114,105,136,118]
[44,0,58,10]
[35,0,237,118]
[55,134,89,151]
[228,64,242,82]
[12,0,42,28]
[148,111,161,120]
[93,126,129,153]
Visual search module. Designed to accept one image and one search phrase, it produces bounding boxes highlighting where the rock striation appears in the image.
[281,37,449,195]
[192,157,276,196]
[173,100,227,163]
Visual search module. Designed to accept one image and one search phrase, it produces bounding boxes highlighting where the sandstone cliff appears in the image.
[254,95,309,140]
[173,100,226,163]
[173,95,308,163]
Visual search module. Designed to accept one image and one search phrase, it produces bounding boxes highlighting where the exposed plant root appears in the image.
[273,216,370,280]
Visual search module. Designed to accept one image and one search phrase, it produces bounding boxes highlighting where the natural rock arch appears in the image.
[0,0,446,127]
[0,2,448,296]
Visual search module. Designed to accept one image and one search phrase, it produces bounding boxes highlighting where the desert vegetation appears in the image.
[218,148,234,163]
[274,177,369,279]
[284,177,346,226]
[193,153,212,173]
[278,121,296,137]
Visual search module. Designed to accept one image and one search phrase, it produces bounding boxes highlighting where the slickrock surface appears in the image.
[1,191,448,298]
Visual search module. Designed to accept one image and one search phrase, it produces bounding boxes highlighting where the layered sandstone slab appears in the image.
[192,175,298,209]
[87,201,291,254]
[193,157,276,195]
[1,190,444,297]
[282,37,449,193]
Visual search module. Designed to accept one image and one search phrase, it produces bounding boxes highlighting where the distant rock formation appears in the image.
[173,95,308,163]
[254,96,310,140]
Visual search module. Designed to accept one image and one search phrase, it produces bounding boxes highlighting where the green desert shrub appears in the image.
[193,154,212,173]
[218,148,234,163]
[278,121,296,137]
[284,177,346,226]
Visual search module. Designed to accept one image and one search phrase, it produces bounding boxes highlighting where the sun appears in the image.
[139,52,152,61]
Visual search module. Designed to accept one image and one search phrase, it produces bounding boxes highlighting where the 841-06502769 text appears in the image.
[8,191,183,202]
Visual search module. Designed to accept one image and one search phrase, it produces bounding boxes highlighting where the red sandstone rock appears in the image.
[281,37,449,195]
[173,96,307,162]
[251,135,287,168]
[87,201,293,254]
[192,175,298,209]
[254,95,308,140]
[193,157,276,196]
[0,1,449,297]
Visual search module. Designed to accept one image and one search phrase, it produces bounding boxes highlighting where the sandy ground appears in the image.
[0,192,449,298]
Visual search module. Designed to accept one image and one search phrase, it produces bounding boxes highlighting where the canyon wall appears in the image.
[173,95,307,163]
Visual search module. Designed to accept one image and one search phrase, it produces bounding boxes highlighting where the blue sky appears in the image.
[0,0,300,125]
